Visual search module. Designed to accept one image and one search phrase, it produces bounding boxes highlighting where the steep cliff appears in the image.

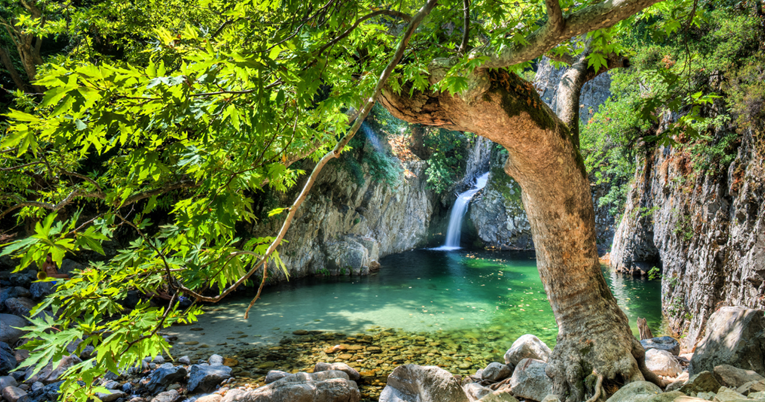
[251,147,436,280]
[610,129,765,348]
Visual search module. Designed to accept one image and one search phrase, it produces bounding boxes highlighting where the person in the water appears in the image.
[39,254,69,280]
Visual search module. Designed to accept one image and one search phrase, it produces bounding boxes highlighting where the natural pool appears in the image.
[168,248,663,349]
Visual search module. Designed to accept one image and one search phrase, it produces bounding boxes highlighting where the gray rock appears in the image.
[9,273,33,287]
[462,383,491,401]
[1,342,17,375]
[713,386,751,402]
[0,288,31,309]
[540,396,560,402]
[265,371,293,384]
[380,364,469,402]
[29,282,55,300]
[177,356,190,365]
[680,371,722,396]
[96,389,126,402]
[605,381,682,402]
[736,379,765,395]
[30,382,43,392]
[44,355,81,384]
[714,365,765,388]
[0,376,18,389]
[146,363,187,394]
[479,391,518,402]
[481,363,512,383]
[640,337,680,356]
[645,349,682,377]
[152,356,165,364]
[504,335,552,366]
[508,359,553,402]
[188,364,232,393]
[690,307,765,376]
[25,380,61,402]
[314,362,360,382]
[0,314,28,345]
[150,389,179,402]
[221,370,359,402]
[59,260,84,275]
[4,298,35,318]
[208,355,223,366]
[2,385,29,402]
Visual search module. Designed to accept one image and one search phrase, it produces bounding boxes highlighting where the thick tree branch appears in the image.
[554,46,628,147]
[474,0,662,70]
[459,0,470,54]
[0,47,28,90]
[545,0,564,32]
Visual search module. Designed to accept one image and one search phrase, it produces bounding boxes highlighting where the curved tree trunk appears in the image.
[380,68,658,401]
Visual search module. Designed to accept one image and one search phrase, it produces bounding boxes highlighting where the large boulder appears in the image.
[1,342,17,375]
[0,288,31,310]
[690,307,765,376]
[220,370,359,402]
[0,314,28,345]
[314,362,360,381]
[380,364,469,402]
[29,282,56,301]
[679,371,722,396]
[324,238,371,276]
[265,371,293,384]
[187,364,232,393]
[44,355,81,384]
[640,337,680,356]
[605,381,683,402]
[2,385,29,402]
[504,335,552,366]
[4,298,35,318]
[145,364,187,394]
[481,362,512,383]
[462,383,492,401]
[508,359,553,402]
[714,365,765,388]
[479,391,518,402]
[645,349,682,377]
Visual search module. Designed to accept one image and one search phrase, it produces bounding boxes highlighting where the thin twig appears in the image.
[243,260,268,319]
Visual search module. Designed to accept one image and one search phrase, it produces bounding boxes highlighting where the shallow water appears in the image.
[168,249,663,349]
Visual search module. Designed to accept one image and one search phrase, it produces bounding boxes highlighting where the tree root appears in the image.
[632,337,665,388]
[584,374,603,402]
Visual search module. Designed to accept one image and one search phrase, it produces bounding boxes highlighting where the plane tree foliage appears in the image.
[0,0,703,400]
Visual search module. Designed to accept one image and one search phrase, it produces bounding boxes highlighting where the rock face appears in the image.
[146,364,187,394]
[223,370,359,402]
[504,335,552,366]
[690,307,765,376]
[379,364,469,402]
[508,359,553,402]
[609,129,765,348]
[250,147,436,281]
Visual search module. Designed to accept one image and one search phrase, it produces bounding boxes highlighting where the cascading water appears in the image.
[433,172,490,251]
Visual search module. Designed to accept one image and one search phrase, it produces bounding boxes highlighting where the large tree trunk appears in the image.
[380,68,658,401]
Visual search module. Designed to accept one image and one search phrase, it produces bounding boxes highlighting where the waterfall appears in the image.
[433,172,490,251]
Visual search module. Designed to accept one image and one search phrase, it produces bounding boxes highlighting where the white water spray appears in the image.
[432,172,490,251]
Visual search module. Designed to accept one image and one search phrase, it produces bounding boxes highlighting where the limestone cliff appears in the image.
[610,129,765,348]
[251,153,436,280]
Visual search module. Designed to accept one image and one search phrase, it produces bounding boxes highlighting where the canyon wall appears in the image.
[610,129,765,348]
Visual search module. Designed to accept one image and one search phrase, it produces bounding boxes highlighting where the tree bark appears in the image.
[380,69,658,401]
[0,47,28,91]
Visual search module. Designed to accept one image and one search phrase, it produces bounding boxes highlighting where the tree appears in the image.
[0,0,695,400]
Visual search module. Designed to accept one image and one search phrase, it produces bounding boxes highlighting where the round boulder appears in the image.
[504,335,552,366]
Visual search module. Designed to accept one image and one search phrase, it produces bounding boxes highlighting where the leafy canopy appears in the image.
[0,0,693,399]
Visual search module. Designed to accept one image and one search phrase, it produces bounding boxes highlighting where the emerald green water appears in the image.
[171,249,663,349]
